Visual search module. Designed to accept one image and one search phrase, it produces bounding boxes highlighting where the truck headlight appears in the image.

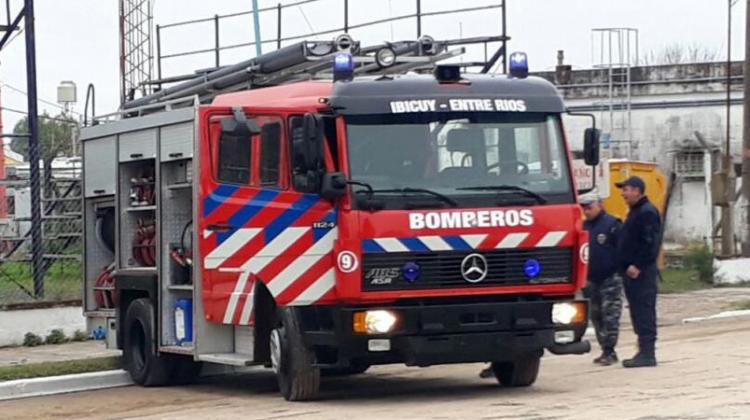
[552,302,586,325]
[353,310,398,334]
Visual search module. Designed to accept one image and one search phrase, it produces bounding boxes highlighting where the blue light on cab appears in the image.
[402,262,421,282]
[523,259,541,278]
[334,53,353,71]
[509,51,529,79]
[333,53,354,82]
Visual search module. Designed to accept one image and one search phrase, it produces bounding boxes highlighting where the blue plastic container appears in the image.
[174,298,193,346]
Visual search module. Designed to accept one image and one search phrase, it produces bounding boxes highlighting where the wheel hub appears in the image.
[270,329,282,374]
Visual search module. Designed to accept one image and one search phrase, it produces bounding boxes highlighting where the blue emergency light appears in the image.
[402,262,421,282]
[523,259,541,278]
[509,51,529,79]
[333,53,354,82]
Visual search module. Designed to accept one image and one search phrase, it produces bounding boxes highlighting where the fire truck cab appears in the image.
[82,38,598,401]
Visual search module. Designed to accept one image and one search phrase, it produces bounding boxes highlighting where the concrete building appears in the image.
[535,61,746,249]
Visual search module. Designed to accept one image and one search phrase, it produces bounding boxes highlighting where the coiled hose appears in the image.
[132,218,156,266]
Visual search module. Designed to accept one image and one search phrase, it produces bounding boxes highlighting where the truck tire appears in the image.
[123,298,174,386]
[490,354,541,387]
[270,307,320,401]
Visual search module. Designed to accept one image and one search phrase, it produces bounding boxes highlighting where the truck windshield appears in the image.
[345,113,574,210]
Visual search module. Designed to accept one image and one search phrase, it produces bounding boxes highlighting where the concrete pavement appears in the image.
[0,315,749,419]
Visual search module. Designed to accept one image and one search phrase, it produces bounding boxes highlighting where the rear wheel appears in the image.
[123,298,175,386]
[270,307,320,401]
[490,353,541,387]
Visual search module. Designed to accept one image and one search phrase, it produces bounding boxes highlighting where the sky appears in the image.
[0,0,747,138]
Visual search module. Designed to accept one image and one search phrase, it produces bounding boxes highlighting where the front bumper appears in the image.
[298,299,589,368]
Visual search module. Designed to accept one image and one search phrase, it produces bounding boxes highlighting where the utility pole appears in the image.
[722,0,735,258]
[743,0,750,256]
[24,0,44,297]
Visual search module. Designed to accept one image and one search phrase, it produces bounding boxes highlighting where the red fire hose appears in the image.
[132,218,156,266]
[94,264,117,309]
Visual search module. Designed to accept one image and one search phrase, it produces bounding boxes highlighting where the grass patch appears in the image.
[0,356,120,382]
[659,268,712,294]
[0,261,82,305]
[725,299,750,311]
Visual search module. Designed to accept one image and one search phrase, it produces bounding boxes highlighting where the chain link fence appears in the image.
[0,158,82,308]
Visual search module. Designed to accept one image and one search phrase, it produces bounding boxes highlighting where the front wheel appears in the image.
[490,353,541,387]
[270,307,320,401]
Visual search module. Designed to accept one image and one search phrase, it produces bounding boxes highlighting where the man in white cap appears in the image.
[580,193,623,366]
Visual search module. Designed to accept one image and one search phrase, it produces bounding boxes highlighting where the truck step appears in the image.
[160,345,194,356]
[197,352,255,367]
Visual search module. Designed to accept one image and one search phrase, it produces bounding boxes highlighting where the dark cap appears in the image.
[615,176,646,192]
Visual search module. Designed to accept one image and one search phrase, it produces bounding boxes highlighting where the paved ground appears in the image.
[2,287,747,367]
[2,295,750,419]
[0,341,120,367]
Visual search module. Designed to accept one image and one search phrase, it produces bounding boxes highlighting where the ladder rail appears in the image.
[114,35,501,117]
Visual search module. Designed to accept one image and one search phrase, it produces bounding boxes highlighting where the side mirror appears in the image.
[321,172,347,200]
[583,128,601,166]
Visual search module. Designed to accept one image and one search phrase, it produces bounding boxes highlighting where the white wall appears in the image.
[665,180,713,244]
[562,91,745,245]
[0,306,86,347]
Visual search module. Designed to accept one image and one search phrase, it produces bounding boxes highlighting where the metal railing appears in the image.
[153,0,508,86]
[0,163,83,308]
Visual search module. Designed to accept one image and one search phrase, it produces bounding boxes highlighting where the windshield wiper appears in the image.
[370,188,459,207]
[456,185,548,204]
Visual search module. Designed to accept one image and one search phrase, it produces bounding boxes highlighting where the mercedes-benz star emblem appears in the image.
[461,253,488,283]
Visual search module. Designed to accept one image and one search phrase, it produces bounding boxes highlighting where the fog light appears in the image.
[552,302,586,325]
[353,310,398,334]
[555,330,575,344]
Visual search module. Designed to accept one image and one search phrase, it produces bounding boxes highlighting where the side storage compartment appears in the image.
[83,196,116,315]
[83,136,116,197]
[160,123,194,162]
[118,158,157,269]
[158,154,195,351]
[119,129,157,162]
[81,108,196,354]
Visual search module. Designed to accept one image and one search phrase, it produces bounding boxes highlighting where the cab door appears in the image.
[197,109,337,326]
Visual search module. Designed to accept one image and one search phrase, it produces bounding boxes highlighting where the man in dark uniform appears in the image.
[580,194,623,366]
[616,176,662,368]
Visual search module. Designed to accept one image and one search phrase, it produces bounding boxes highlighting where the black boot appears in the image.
[622,352,656,368]
[599,351,618,366]
[594,350,618,365]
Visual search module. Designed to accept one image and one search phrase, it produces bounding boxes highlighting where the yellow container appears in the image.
[602,159,668,269]
[603,160,668,219]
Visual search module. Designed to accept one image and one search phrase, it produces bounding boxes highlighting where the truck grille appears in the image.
[362,248,573,291]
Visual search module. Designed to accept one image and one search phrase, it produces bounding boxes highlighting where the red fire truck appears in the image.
[81,35,598,401]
